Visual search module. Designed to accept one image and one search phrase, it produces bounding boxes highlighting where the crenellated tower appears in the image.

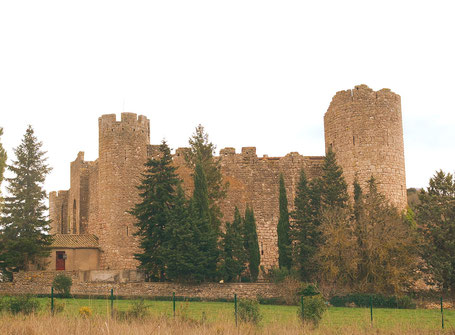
[324,84,407,209]
[96,113,150,269]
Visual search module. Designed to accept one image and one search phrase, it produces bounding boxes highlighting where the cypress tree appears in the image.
[277,173,292,270]
[191,162,219,282]
[130,140,180,281]
[292,168,318,280]
[244,205,260,282]
[163,185,200,282]
[320,147,348,209]
[0,126,52,274]
[184,125,228,233]
[220,207,247,282]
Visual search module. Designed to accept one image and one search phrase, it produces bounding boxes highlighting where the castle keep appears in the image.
[48,85,407,272]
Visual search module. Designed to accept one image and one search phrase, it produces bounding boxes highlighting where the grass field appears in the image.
[23,297,453,331]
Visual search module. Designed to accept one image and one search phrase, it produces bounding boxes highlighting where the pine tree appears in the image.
[184,125,228,233]
[244,205,260,282]
[416,170,455,293]
[191,162,219,282]
[277,173,292,270]
[0,127,7,198]
[319,147,348,209]
[0,125,52,274]
[163,186,200,282]
[130,140,180,281]
[292,169,319,281]
[220,207,247,282]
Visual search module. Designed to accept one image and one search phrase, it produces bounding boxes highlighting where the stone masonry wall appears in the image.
[49,190,68,234]
[324,84,407,209]
[0,271,280,300]
[172,148,324,269]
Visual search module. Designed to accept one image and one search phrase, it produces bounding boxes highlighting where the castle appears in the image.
[47,84,406,272]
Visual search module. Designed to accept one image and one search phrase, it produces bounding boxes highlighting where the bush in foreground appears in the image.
[297,295,327,327]
[5,295,40,315]
[238,299,262,325]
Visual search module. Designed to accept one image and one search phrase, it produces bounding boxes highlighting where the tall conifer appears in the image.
[320,147,348,209]
[0,127,6,200]
[244,205,260,282]
[191,162,219,282]
[184,125,228,233]
[163,186,199,282]
[130,140,180,281]
[292,169,319,280]
[0,126,52,274]
[277,173,292,270]
[220,207,247,282]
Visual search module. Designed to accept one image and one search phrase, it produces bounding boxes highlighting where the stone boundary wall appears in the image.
[0,271,280,300]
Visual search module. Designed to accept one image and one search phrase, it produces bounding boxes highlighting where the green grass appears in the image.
[30,297,453,330]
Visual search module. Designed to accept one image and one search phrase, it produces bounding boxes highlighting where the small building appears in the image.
[47,234,100,271]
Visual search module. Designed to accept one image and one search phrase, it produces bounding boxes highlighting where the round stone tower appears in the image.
[98,113,150,269]
[324,84,407,210]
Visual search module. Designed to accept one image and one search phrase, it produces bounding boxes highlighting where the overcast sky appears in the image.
[1,0,454,194]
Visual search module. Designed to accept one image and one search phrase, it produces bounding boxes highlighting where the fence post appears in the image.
[370,296,373,326]
[234,293,238,327]
[441,296,444,329]
[173,292,176,318]
[300,295,304,321]
[110,288,114,318]
[51,286,54,315]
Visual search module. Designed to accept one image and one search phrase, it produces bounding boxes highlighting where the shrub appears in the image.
[238,299,262,325]
[52,274,73,298]
[297,295,327,327]
[115,300,149,320]
[7,295,40,315]
[329,294,416,309]
[79,306,92,318]
[46,299,65,314]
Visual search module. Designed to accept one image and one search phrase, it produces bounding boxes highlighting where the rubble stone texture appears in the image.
[49,85,407,271]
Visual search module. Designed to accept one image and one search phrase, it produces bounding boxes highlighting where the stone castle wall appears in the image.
[49,85,407,271]
[170,147,324,267]
[324,85,406,209]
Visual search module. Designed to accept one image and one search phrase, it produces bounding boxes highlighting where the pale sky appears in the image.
[1,0,454,195]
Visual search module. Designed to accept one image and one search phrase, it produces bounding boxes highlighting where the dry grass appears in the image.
[0,314,453,335]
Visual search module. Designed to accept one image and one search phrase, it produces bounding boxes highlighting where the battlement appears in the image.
[99,113,150,130]
[220,147,236,156]
[328,84,400,110]
[241,147,257,157]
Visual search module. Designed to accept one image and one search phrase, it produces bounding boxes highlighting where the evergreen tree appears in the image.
[416,170,455,293]
[319,147,348,209]
[277,173,292,270]
[184,125,228,232]
[220,207,247,282]
[244,205,260,282]
[191,162,219,282]
[130,140,180,281]
[0,127,6,199]
[0,126,52,274]
[292,169,319,281]
[163,186,200,282]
